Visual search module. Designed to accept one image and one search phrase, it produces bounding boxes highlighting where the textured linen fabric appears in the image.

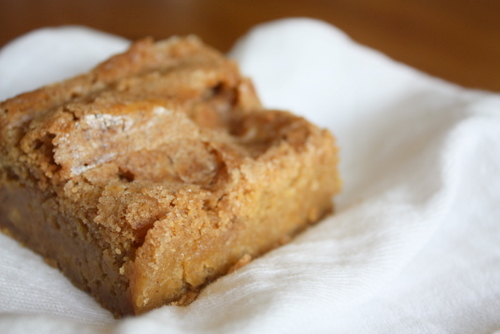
[1,18,500,334]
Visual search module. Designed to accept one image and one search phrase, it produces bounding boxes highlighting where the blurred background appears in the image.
[0,0,499,92]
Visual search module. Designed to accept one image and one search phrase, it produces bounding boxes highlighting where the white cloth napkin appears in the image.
[1,18,500,334]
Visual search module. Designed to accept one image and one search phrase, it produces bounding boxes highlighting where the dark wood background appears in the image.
[1,0,499,92]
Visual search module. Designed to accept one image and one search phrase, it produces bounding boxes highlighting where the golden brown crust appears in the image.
[0,35,340,317]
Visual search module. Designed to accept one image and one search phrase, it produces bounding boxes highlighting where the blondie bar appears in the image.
[0,36,340,316]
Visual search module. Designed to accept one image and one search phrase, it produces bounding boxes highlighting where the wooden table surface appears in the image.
[1,0,499,92]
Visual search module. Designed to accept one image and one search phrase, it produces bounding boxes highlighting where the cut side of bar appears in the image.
[0,36,341,317]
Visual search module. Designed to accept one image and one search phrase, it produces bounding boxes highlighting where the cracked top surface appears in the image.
[0,36,319,252]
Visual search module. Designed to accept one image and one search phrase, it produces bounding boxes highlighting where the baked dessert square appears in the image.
[0,36,341,317]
